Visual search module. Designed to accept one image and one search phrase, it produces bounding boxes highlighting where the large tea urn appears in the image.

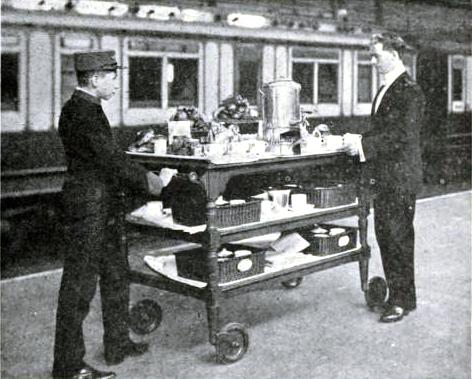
[260,79,302,144]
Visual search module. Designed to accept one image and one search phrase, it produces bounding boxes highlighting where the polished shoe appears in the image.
[376,298,416,313]
[52,364,116,379]
[379,305,413,323]
[105,341,149,365]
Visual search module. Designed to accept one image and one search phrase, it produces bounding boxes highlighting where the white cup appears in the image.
[268,190,291,210]
[260,200,274,216]
[291,193,308,211]
[154,138,167,155]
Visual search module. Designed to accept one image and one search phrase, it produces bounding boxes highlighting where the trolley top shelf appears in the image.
[127,150,349,170]
[128,151,358,199]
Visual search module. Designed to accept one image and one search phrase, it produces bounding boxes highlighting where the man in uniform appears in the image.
[53,51,174,379]
[345,33,425,323]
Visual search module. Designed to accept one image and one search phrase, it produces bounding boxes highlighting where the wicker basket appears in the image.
[174,247,266,283]
[173,199,261,227]
[214,200,261,228]
[298,224,358,256]
[305,183,356,208]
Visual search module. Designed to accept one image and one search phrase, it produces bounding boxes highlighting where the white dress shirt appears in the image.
[373,65,406,113]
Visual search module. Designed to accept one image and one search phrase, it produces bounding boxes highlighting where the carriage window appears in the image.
[129,57,162,108]
[452,68,463,101]
[234,44,262,105]
[291,48,339,105]
[292,63,313,103]
[318,64,338,103]
[168,58,198,107]
[61,54,77,105]
[450,55,466,113]
[1,53,19,111]
[357,65,373,103]
[126,38,200,111]
[353,51,377,115]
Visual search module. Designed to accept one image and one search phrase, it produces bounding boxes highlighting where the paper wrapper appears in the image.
[270,232,310,254]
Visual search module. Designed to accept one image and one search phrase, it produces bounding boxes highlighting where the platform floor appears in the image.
[1,191,471,379]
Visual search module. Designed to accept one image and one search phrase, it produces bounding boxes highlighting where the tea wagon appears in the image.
[123,151,387,363]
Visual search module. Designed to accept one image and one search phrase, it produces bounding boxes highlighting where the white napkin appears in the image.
[159,168,178,187]
[343,133,366,162]
[270,232,310,254]
[128,203,207,234]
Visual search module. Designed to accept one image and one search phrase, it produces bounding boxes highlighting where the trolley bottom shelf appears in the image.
[128,245,386,363]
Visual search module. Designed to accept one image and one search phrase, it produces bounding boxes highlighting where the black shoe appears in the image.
[105,341,149,365]
[376,298,416,313]
[53,364,116,379]
[379,305,412,323]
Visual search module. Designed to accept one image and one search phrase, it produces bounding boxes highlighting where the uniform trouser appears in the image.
[53,207,130,375]
[373,190,417,309]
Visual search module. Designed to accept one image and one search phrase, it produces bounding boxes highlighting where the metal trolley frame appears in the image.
[125,152,387,363]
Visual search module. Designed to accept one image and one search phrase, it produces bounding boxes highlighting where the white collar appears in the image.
[381,65,406,87]
[76,87,100,99]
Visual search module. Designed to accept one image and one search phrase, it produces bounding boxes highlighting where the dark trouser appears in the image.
[53,204,130,375]
[373,191,417,310]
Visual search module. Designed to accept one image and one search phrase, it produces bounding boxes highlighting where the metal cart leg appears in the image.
[358,203,370,292]
[358,197,388,308]
[205,199,222,346]
[205,246,221,346]
[205,199,249,364]
[359,259,369,292]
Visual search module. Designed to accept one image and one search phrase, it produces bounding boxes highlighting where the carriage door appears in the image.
[416,48,448,183]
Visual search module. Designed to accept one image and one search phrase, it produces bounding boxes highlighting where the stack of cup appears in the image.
[290,193,308,212]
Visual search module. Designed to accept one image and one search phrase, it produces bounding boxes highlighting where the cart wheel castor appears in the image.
[129,299,162,335]
[215,323,249,364]
[364,276,388,309]
[282,277,303,289]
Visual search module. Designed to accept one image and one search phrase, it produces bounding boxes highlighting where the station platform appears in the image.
[1,191,470,379]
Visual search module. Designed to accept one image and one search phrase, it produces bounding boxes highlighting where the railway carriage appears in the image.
[1,0,470,254]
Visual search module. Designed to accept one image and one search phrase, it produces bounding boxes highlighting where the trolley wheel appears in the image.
[364,276,388,309]
[215,323,249,364]
[282,277,303,289]
[129,299,162,335]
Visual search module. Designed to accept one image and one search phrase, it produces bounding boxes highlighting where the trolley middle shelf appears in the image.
[127,200,362,244]
[127,200,367,300]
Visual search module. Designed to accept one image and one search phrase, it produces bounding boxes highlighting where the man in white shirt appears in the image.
[345,32,425,323]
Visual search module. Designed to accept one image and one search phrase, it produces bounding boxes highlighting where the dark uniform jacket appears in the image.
[54,90,153,374]
[362,72,425,194]
[59,90,150,215]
